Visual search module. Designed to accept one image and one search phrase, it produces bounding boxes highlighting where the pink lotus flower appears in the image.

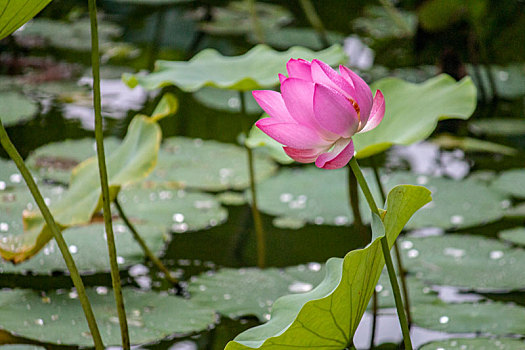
[253,59,385,169]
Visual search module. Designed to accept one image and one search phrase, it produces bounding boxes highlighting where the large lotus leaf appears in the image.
[0,0,52,40]
[123,44,346,92]
[225,185,431,350]
[199,1,292,37]
[383,172,508,229]
[0,92,38,127]
[0,159,33,190]
[353,74,477,158]
[188,264,325,321]
[399,234,525,292]
[251,28,344,50]
[499,228,525,246]
[469,118,525,136]
[0,222,167,275]
[412,302,525,335]
[255,167,506,230]
[26,138,121,184]
[118,186,228,233]
[0,288,215,346]
[490,169,525,199]
[420,337,525,350]
[14,18,121,52]
[0,115,162,263]
[146,137,277,191]
[353,5,417,39]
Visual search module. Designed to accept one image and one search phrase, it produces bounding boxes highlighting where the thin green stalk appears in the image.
[347,165,377,349]
[87,1,130,348]
[114,199,179,285]
[239,91,266,268]
[371,158,413,328]
[349,157,413,350]
[299,0,330,48]
[0,122,104,350]
[246,0,265,44]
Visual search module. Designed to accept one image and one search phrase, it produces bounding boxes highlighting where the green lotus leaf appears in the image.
[193,88,262,114]
[412,301,525,335]
[123,44,346,92]
[432,134,518,156]
[420,337,525,350]
[225,185,431,350]
[354,74,477,158]
[188,264,326,321]
[0,0,52,40]
[373,273,438,309]
[250,27,344,50]
[499,227,525,246]
[26,138,121,184]
[0,114,162,263]
[0,92,38,127]
[469,118,525,136]
[0,288,215,346]
[0,159,36,190]
[145,137,277,191]
[0,221,168,275]
[353,5,417,39]
[399,234,525,292]
[467,64,525,100]
[14,18,121,52]
[117,186,228,233]
[199,1,292,37]
[490,169,525,199]
[0,346,45,350]
[255,167,507,230]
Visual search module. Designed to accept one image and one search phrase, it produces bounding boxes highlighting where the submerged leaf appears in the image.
[225,185,430,350]
[0,114,162,263]
[0,92,38,127]
[123,44,346,92]
[490,169,525,199]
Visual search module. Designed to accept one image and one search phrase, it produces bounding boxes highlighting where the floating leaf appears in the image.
[216,191,247,206]
[432,134,518,156]
[490,169,525,199]
[0,222,167,275]
[0,0,52,40]
[420,337,525,350]
[412,302,525,335]
[0,92,38,127]
[251,28,344,50]
[188,265,325,321]
[399,234,525,292]
[14,18,121,52]
[225,185,431,350]
[199,1,292,37]
[353,74,477,158]
[0,346,45,350]
[469,118,525,136]
[146,137,277,191]
[374,273,438,309]
[0,160,31,190]
[118,186,228,233]
[0,114,162,263]
[0,288,215,346]
[353,5,417,39]
[26,138,121,184]
[499,228,525,247]
[123,44,346,92]
[255,167,507,230]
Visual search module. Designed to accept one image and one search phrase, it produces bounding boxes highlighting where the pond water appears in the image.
[1,1,525,349]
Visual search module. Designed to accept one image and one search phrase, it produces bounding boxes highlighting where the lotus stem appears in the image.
[346,166,377,349]
[239,91,266,268]
[349,157,413,350]
[114,199,179,286]
[371,157,413,328]
[0,121,105,350]
[87,0,130,348]
[299,0,330,49]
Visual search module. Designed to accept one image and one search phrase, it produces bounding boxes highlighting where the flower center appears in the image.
[348,98,361,121]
